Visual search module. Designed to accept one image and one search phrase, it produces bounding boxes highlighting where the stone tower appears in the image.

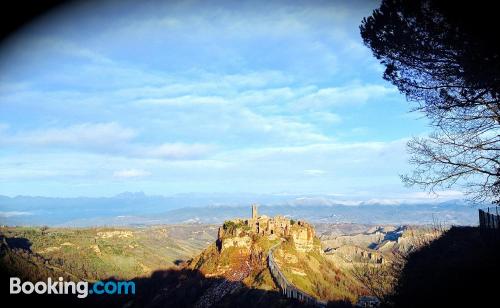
[252,204,258,219]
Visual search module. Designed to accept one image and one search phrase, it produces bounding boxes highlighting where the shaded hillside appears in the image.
[0,231,297,308]
[0,237,325,308]
[108,268,303,308]
[390,226,500,307]
[0,264,303,308]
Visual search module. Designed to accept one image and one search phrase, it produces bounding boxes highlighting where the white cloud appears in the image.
[294,83,396,110]
[39,38,114,64]
[113,169,151,178]
[132,82,394,112]
[234,109,331,144]
[404,190,465,201]
[304,169,326,176]
[307,112,342,124]
[0,0,428,197]
[137,95,227,107]
[0,122,218,161]
[0,211,33,218]
[135,92,332,145]
[0,122,136,148]
[0,123,9,132]
[230,140,405,158]
[0,137,413,196]
[233,87,298,105]
[141,143,215,160]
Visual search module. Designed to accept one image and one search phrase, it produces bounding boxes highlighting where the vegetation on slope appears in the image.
[274,237,364,303]
[0,225,216,281]
[190,234,279,290]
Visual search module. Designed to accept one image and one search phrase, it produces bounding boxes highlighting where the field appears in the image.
[0,225,217,281]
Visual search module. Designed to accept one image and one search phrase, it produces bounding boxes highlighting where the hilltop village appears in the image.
[217,204,317,252]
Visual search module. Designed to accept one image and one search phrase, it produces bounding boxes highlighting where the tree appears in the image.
[352,260,400,305]
[360,0,500,203]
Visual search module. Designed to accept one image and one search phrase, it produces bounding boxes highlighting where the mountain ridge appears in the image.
[0,192,480,226]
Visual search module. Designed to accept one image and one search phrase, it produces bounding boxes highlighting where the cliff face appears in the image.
[216,219,252,251]
[332,245,385,264]
[193,214,323,286]
[220,235,252,250]
[290,221,316,252]
[189,225,278,304]
[190,212,362,305]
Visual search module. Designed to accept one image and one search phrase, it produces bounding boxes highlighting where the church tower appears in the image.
[252,203,258,219]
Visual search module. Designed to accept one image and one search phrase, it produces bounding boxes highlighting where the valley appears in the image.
[0,224,218,281]
[0,205,434,307]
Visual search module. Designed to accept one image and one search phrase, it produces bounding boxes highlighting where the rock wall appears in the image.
[331,245,385,264]
[290,222,315,252]
[220,235,252,250]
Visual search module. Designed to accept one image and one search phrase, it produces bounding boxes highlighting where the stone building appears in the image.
[217,204,316,252]
[290,220,316,252]
[246,204,291,237]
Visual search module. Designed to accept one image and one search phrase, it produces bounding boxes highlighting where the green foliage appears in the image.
[0,225,215,281]
[222,220,248,236]
[360,0,500,203]
[255,236,279,252]
[223,220,236,230]
[275,237,361,303]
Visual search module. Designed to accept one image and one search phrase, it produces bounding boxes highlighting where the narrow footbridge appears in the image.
[267,242,327,307]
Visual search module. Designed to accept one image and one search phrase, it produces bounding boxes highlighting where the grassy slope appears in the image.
[0,225,217,281]
[274,237,364,303]
[190,234,280,289]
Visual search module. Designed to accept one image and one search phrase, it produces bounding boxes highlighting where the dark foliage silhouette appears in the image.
[388,227,500,307]
[360,0,500,203]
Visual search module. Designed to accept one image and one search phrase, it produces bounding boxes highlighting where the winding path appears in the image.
[267,242,327,307]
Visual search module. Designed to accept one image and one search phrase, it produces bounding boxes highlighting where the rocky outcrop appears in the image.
[331,245,385,264]
[220,235,252,250]
[217,205,318,253]
[193,207,360,305]
[290,221,315,252]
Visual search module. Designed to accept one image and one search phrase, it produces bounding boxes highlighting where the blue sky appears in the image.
[0,0,458,200]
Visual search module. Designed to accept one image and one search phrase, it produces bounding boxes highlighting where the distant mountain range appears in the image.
[0,192,482,227]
